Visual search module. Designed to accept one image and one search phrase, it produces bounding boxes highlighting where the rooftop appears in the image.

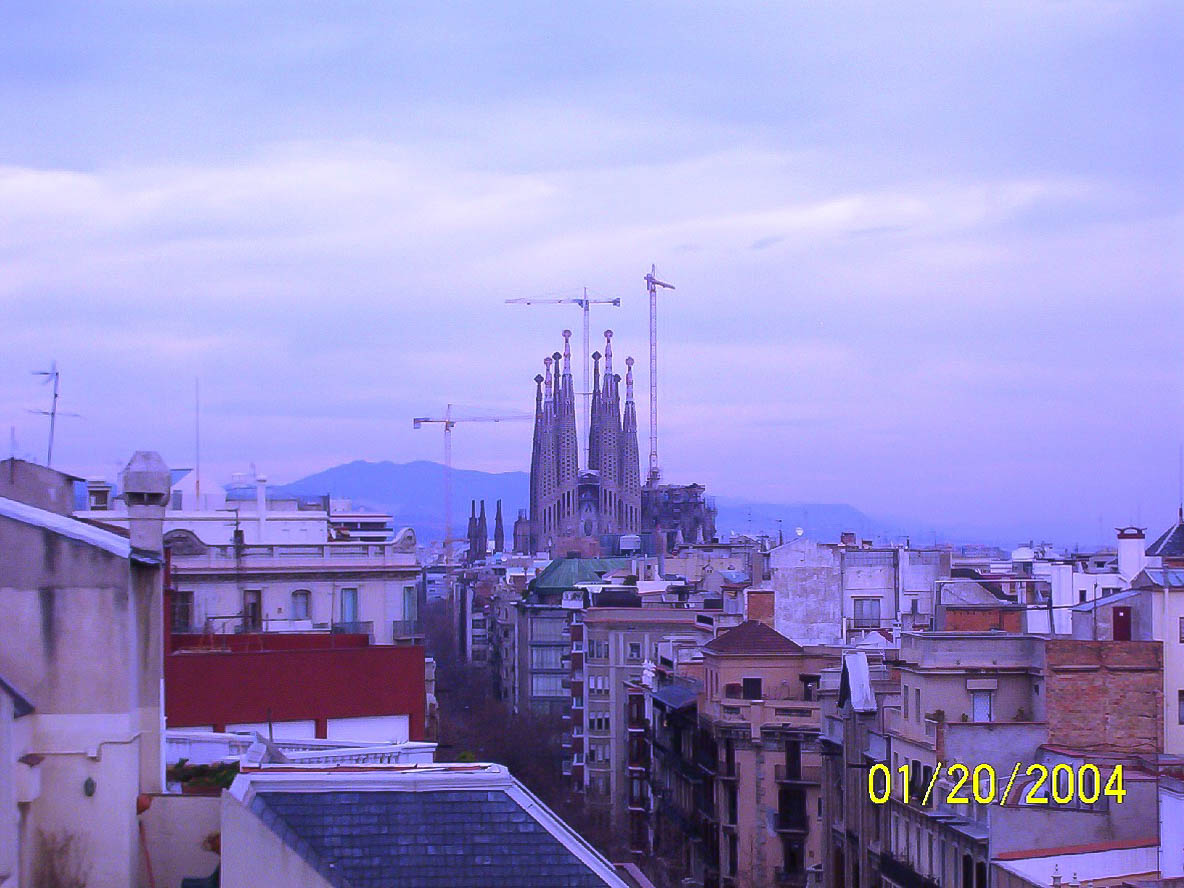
[230,764,629,888]
[702,620,802,656]
[1146,516,1184,558]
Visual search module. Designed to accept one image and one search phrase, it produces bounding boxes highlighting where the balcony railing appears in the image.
[775,813,809,834]
[391,619,424,641]
[775,764,822,784]
[331,621,374,637]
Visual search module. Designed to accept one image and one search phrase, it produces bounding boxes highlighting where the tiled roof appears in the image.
[1146,519,1184,558]
[702,620,802,656]
[246,781,623,887]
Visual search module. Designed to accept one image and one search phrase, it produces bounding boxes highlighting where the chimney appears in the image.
[1116,526,1146,582]
[120,451,169,553]
[86,479,112,510]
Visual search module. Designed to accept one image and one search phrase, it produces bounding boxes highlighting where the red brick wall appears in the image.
[1044,640,1162,754]
[165,644,426,740]
[746,589,775,626]
[942,608,1022,632]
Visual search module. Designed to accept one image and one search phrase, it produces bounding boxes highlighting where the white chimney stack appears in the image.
[1117,526,1146,582]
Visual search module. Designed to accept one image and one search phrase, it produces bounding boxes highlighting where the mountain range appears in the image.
[273,459,904,545]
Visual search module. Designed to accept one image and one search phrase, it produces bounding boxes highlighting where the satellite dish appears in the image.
[795,527,804,537]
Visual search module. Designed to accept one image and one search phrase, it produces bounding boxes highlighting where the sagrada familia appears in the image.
[515,329,642,555]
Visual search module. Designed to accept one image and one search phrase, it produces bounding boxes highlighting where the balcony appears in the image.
[331,621,374,638]
[391,619,424,643]
[775,764,822,785]
[774,813,809,835]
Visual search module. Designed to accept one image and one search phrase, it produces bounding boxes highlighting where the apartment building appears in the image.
[75,467,425,647]
[768,538,951,645]
[0,453,169,888]
[643,621,838,888]
[575,607,713,826]
[820,632,1164,888]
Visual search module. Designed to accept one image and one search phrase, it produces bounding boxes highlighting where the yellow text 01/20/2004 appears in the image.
[866,762,1127,807]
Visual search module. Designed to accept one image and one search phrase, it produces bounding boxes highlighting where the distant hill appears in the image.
[276,459,910,545]
[273,460,529,540]
[712,497,901,543]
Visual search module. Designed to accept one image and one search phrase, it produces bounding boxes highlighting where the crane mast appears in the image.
[643,265,674,485]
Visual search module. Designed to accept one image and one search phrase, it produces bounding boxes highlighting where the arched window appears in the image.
[291,589,311,620]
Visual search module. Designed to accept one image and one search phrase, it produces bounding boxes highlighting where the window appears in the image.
[742,677,762,700]
[970,691,993,722]
[340,587,358,623]
[243,589,262,630]
[915,688,921,722]
[1080,590,1088,603]
[531,674,565,697]
[902,685,909,719]
[1178,617,1184,644]
[290,590,310,620]
[853,598,881,628]
[628,642,642,661]
[588,639,609,659]
[403,585,418,623]
[589,674,610,696]
[531,618,566,641]
[1178,691,1184,725]
[530,647,563,669]
[172,590,194,632]
[589,710,611,732]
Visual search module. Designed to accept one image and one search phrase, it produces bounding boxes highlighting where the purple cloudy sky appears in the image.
[1,1,1181,543]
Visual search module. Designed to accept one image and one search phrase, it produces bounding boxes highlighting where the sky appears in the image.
[1,0,1181,545]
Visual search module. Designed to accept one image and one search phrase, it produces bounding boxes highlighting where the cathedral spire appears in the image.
[543,356,553,410]
[494,499,505,553]
[625,355,635,403]
[589,350,603,472]
[552,351,562,411]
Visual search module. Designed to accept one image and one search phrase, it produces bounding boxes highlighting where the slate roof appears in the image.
[240,772,626,888]
[702,620,802,656]
[0,675,33,718]
[1146,518,1184,558]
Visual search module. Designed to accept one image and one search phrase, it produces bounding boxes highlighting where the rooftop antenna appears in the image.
[505,289,621,465]
[644,265,675,485]
[29,360,80,468]
[195,378,202,508]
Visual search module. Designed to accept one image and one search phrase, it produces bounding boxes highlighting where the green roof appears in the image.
[529,557,632,595]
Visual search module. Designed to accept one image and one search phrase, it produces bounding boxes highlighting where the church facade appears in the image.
[522,329,642,554]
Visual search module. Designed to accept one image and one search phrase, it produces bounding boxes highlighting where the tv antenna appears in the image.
[29,361,81,467]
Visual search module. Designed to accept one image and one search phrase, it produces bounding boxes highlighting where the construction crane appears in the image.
[505,289,620,464]
[28,360,81,467]
[643,265,675,484]
[412,405,530,566]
